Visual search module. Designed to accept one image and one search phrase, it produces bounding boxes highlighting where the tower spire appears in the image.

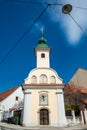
[40,27,44,37]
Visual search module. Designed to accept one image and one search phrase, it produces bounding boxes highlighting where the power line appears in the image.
[1,1,87,65]
[72,6,87,10]
[18,1,41,5]
[3,0,42,5]
[62,4,87,37]
[58,0,63,4]
[45,2,62,6]
[0,2,63,65]
[0,5,49,65]
[3,0,87,10]
[68,13,87,37]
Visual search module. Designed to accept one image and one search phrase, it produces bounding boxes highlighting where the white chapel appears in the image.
[0,36,87,126]
[22,36,67,127]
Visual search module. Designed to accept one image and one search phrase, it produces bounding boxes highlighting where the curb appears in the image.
[0,122,38,130]
[0,122,87,130]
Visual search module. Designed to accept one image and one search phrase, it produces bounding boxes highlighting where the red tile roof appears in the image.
[68,83,87,94]
[64,83,87,107]
[0,86,19,102]
[81,99,87,105]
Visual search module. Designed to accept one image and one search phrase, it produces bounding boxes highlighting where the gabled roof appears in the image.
[0,86,19,102]
[65,83,87,94]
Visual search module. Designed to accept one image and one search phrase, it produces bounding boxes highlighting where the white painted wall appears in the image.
[1,87,24,111]
[36,50,50,68]
[0,86,24,121]
[56,89,67,126]
[25,68,62,84]
[22,89,31,126]
[22,88,67,127]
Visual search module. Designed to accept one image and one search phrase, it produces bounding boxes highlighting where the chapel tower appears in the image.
[35,37,50,68]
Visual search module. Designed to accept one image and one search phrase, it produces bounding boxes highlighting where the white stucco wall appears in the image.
[0,87,24,111]
[25,68,62,84]
[36,50,50,68]
[23,88,62,127]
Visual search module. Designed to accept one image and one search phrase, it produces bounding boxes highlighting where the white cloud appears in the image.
[45,0,87,45]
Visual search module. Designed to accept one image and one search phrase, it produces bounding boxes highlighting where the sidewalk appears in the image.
[0,122,34,130]
[0,122,87,130]
[64,124,87,130]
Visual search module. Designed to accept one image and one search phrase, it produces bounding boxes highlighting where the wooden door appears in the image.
[40,109,49,125]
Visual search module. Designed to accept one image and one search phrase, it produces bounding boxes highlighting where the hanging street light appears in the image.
[62,4,72,14]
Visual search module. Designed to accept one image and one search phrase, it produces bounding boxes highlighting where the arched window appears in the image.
[50,76,56,83]
[31,76,37,83]
[40,74,47,83]
[41,53,45,58]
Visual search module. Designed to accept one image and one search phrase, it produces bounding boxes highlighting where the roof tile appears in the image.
[0,86,19,102]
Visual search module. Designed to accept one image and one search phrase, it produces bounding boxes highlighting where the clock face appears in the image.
[40,94,48,105]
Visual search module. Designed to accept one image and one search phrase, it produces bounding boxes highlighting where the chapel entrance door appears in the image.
[40,109,49,125]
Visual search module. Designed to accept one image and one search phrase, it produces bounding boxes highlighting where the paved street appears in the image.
[0,122,87,130]
[0,127,87,130]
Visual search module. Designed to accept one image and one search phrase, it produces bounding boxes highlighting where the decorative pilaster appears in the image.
[22,89,31,127]
[71,110,76,123]
[81,110,86,125]
[84,109,87,124]
[56,88,67,126]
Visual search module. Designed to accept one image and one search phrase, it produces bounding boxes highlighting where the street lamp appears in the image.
[62,4,72,14]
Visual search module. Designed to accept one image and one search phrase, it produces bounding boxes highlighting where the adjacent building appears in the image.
[0,86,24,123]
[70,68,87,88]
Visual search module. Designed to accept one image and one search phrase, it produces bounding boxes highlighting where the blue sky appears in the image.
[0,0,87,92]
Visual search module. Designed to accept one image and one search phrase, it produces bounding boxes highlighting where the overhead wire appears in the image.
[41,0,46,4]
[17,1,41,5]
[2,0,42,5]
[0,1,63,65]
[56,0,63,14]
[1,0,87,65]
[72,6,87,10]
[68,13,87,37]
[61,2,87,38]
[0,4,49,65]
[58,0,62,4]
[45,2,62,6]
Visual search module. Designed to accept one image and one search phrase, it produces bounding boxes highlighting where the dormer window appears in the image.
[41,53,45,58]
